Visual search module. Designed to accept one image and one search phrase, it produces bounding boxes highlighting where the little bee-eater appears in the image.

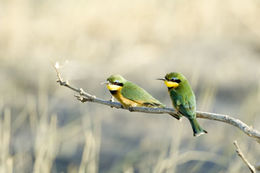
[106,74,164,108]
[158,72,207,137]
[106,74,180,120]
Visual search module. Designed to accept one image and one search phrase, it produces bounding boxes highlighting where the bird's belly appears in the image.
[111,90,140,108]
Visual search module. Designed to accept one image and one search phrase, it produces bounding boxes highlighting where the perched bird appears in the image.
[106,74,180,120]
[158,72,207,137]
[106,74,164,108]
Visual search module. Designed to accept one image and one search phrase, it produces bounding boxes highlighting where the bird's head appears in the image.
[106,74,127,91]
[158,72,186,89]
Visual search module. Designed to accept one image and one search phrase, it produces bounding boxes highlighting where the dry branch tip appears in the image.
[233,140,256,173]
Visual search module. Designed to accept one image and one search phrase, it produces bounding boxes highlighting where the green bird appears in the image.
[106,74,180,120]
[158,72,207,137]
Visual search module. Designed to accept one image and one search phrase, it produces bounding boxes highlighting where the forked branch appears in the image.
[54,64,260,142]
[233,141,258,173]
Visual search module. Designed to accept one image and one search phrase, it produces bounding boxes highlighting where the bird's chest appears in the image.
[168,89,183,108]
[110,89,139,108]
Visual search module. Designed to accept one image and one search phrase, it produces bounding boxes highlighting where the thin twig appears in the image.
[233,141,256,173]
[54,64,260,141]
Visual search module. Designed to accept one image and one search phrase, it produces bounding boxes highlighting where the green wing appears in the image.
[121,81,164,107]
[170,85,196,119]
[177,92,196,119]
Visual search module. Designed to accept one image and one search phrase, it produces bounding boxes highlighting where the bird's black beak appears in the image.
[156,78,165,81]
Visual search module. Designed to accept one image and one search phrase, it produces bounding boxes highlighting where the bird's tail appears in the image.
[188,118,207,137]
[169,113,181,120]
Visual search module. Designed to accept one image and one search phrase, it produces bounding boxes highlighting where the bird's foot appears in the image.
[109,96,115,108]
[109,96,114,102]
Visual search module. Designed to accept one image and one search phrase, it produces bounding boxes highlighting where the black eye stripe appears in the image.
[174,79,181,83]
[169,78,181,83]
[113,82,124,86]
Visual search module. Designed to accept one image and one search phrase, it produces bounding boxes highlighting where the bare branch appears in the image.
[233,141,256,173]
[196,112,260,142]
[54,64,260,141]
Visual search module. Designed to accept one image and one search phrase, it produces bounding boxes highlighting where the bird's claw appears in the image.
[110,96,114,102]
[109,97,115,108]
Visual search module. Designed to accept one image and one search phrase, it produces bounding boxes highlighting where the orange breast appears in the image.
[112,88,142,108]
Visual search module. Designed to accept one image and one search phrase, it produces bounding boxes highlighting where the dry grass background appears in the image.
[1,0,260,172]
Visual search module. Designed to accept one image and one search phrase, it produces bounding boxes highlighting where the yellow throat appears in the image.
[107,83,122,91]
[164,81,179,88]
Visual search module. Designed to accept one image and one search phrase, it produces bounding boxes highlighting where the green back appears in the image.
[121,81,164,107]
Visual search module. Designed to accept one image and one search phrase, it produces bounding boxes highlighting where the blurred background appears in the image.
[1,0,260,172]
